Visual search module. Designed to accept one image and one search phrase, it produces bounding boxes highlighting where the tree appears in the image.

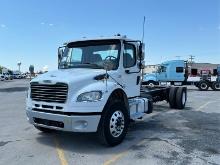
[29,65,34,80]
[29,65,34,74]
[8,70,13,74]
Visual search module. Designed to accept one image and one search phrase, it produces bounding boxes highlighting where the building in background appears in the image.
[144,62,220,76]
[188,63,220,76]
[1,67,9,74]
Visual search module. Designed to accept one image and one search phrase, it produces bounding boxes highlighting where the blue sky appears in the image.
[0,0,219,72]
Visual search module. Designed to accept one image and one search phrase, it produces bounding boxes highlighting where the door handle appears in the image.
[125,70,130,74]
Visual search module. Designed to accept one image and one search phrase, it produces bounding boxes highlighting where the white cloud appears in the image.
[0,24,6,28]
[49,23,54,26]
[40,22,45,25]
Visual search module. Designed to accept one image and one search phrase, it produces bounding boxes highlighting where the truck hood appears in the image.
[143,73,157,81]
[31,68,105,84]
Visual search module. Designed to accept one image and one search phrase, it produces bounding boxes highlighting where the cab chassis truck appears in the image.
[26,36,187,146]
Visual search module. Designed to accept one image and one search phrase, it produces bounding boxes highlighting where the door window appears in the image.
[161,66,167,72]
[123,44,136,68]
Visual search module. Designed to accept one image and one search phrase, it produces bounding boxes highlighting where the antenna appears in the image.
[189,55,195,63]
[142,16,146,43]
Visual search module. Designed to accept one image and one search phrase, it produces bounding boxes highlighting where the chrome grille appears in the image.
[31,82,68,103]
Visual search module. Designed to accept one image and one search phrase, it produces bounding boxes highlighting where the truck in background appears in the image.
[0,74,5,81]
[217,66,220,82]
[143,60,220,91]
[26,36,187,146]
[2,72,13,80]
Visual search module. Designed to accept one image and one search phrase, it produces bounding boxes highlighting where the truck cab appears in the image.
[26,36,146,145]
[143,60,186,86]
[26,36,187,146]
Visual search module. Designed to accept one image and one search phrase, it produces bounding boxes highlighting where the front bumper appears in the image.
[26,109,101,132]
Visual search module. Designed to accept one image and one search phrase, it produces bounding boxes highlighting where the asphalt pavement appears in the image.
[0,79,220,165]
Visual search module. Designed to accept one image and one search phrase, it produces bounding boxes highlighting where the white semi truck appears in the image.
[26,36,187,146]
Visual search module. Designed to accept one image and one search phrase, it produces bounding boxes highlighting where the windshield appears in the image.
[156,64,167,73]
[59,40,121,70]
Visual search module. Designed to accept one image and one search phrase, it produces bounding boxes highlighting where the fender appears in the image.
[101,88,130,119]
[69,81,125,113]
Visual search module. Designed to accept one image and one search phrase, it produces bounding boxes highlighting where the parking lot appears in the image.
[0,79,220,165]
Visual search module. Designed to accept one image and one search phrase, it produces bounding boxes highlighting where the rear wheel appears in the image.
[98,101,129,146]
[169,87,178,109]
[198,81,209,91]
[212,82,220,91]
[176,87,187,109]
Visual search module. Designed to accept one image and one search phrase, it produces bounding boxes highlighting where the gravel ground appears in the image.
[0,79,220,165]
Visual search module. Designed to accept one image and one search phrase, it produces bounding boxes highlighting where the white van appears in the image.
[0,74,5,81]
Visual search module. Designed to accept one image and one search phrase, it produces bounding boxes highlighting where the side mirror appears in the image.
[157,66,161,73]
[138,43,145,61]
[58,48,64,60]
[138,61,145,69]
[58,47,65,66]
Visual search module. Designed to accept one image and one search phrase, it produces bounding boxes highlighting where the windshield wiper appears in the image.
[59,62,104,69]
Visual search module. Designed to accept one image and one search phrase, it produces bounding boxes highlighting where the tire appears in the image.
[198,81,209,91]
[176,87,187,109]
[212,82,220,91]
[34,126,53,133]
[169,87,178,109]
[98,101,129,146]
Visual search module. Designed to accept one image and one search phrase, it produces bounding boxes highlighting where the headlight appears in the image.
[77,91,102,102]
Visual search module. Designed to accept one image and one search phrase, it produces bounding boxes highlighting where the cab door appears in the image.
[121,43,141,97]
[158,65,167,81]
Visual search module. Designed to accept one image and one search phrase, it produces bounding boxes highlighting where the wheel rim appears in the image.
[201,83,207,89]
[182,91,186,105]
[148,83,155,87]
[109,110,125,138]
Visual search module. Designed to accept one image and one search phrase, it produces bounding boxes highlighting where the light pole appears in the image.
[17,61,21,72]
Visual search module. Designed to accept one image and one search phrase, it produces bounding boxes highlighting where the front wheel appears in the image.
[98,101,129,146]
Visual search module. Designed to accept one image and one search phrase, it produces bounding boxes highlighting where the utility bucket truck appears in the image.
[26,36,187,146]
